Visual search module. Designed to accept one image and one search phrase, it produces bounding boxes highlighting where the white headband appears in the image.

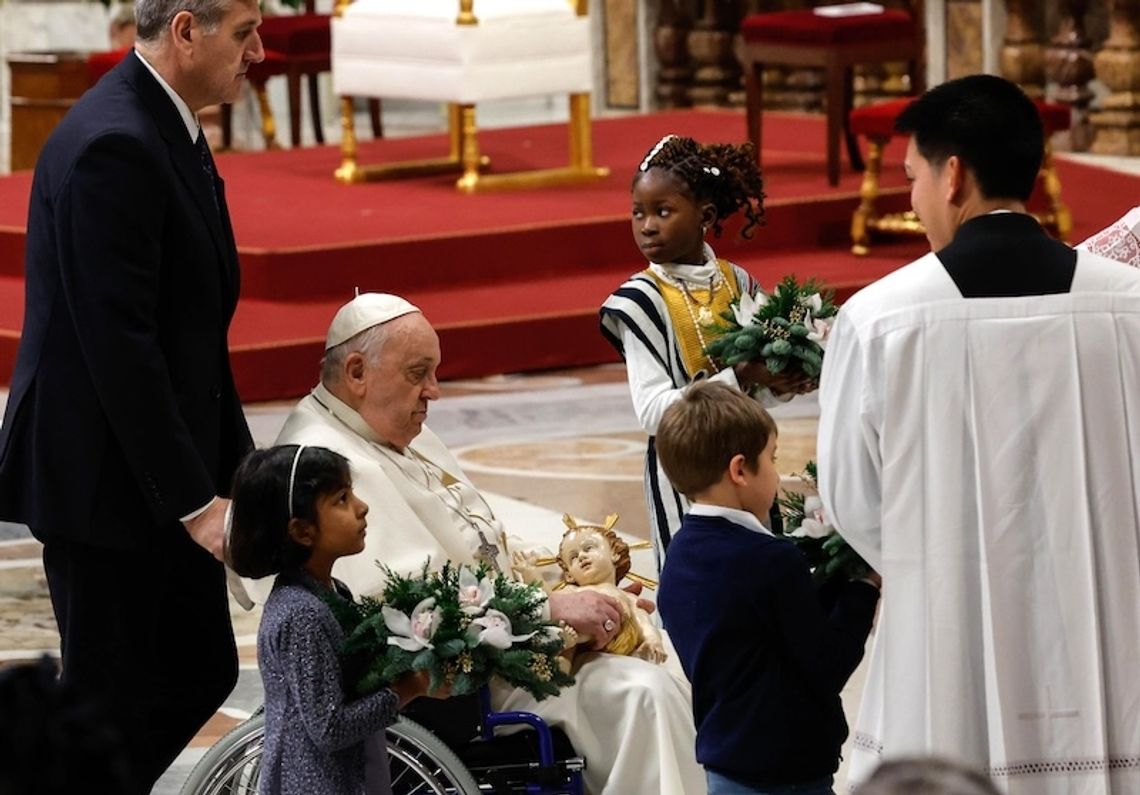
[639,134,678,172]
[287,445,306,518]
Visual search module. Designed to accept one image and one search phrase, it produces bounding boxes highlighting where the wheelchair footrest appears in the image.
[457,728,585,793]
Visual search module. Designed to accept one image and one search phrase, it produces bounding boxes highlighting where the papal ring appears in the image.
[603,619,616,633]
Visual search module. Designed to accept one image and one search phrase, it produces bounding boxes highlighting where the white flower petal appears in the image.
[381,605,412,636]
[389,635,432,652]
[800,518,833,540]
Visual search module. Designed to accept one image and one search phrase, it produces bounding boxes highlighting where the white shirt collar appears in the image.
[132,48,200,142]
[648,242,719,286]
[688,502,773,536]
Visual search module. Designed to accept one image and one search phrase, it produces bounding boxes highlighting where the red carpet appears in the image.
[0,108,1134,401]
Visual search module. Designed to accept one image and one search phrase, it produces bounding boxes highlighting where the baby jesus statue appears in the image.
[555,515,667,664]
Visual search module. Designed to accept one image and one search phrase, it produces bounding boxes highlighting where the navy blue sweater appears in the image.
[658,514,879,787]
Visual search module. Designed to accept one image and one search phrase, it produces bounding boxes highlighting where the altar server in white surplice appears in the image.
[818,75,1140,795]
[272,293,707,795]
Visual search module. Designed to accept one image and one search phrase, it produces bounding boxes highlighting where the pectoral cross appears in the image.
[474,529,502,573]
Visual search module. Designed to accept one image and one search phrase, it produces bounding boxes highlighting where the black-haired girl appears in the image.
[601,135,806,571]
[228,444,436,794]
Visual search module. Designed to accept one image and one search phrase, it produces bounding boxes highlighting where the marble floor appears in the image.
[0,363,850,793]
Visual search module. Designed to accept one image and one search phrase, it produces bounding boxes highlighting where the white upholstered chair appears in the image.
[330,0,609,192]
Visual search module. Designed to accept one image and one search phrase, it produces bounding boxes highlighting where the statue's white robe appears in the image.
[818,250,1140,793]
[273,385,706,795]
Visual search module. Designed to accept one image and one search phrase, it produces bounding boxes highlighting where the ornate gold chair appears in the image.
[330,0,608,192]
[849,97,1073,255]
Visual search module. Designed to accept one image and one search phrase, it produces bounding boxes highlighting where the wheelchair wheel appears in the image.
[179,713,481,795]
[179,712,265,795]
[386,718,481,794]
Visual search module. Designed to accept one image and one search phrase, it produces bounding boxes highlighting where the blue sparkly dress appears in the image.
[257,570,400,795]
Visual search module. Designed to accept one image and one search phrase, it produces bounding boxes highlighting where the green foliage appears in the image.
[704,275,838,382]
[775,460,871,587]
[328,562,574,702]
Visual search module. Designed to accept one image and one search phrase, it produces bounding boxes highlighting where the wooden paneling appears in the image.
[8,51,89,172]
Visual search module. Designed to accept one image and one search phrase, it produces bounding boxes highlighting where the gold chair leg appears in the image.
[254,84,279,150]
[456,104,482,193]
[851,138,884,256]
[334,96,362,184]
[447,103,462,161]
[1039,140,1072,242]
[456,92,610,192]
[333,94,608,191]
[569,92,593,170]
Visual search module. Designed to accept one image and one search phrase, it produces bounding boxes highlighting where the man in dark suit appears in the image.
[0,0,264,790]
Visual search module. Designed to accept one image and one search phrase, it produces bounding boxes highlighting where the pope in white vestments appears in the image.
[273,294,707,795]
[818,76,1140,794]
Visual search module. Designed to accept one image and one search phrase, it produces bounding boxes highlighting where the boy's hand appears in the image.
[622,581,655,614]
[860,570,883,589]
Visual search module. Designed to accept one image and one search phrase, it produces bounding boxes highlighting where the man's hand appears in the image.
[183,497,230,562]
[549,589,622,651]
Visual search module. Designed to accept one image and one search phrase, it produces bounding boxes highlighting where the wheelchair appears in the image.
[179,687,586,795]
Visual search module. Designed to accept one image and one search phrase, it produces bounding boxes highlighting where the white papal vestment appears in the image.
[273,384,707,795]
[818,251,1140,793]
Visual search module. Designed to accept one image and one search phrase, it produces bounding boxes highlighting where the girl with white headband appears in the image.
[227,444,442,794]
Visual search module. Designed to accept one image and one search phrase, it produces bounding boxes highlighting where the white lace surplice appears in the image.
[1078,206,1140,269]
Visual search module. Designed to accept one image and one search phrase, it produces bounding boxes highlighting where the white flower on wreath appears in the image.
[383,597,442,651]
[796,496,834,539]
[457,566,495,616]
[468,608,537,650]
[733,289,768,327]
[801,292,823,313]
[807,317,832,349]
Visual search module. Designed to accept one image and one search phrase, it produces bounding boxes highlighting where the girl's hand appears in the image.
[390,670,451,707]
[735,361,817,395]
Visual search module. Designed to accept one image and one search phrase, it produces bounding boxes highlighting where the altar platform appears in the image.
[0,108,1132,401]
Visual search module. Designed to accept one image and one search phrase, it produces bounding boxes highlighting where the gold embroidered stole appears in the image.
[646,259,741,376]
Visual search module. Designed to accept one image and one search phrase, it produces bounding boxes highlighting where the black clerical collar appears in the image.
[936,212,1076,298]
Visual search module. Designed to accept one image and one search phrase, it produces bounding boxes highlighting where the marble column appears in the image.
[1091,0,1140,155]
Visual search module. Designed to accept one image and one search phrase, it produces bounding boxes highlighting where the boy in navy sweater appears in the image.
[656,383,880,795]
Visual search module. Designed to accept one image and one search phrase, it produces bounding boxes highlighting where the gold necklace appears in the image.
[679,279,717,325]
[659,268,738,373]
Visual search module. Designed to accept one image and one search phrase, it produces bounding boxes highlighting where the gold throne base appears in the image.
[333,95,610,194]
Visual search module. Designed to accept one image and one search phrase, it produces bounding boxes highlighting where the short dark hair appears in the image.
[227,445,352,579]
[895,74,1043,202]
[855,756,1001,795]
[656,382,777,498]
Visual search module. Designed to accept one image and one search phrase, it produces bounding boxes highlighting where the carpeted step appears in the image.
[227,239,930,402]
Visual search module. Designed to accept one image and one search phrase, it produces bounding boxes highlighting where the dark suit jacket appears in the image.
[0,51,253,548]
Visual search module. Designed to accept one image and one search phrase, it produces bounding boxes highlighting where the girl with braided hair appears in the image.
[600,134,808,571]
